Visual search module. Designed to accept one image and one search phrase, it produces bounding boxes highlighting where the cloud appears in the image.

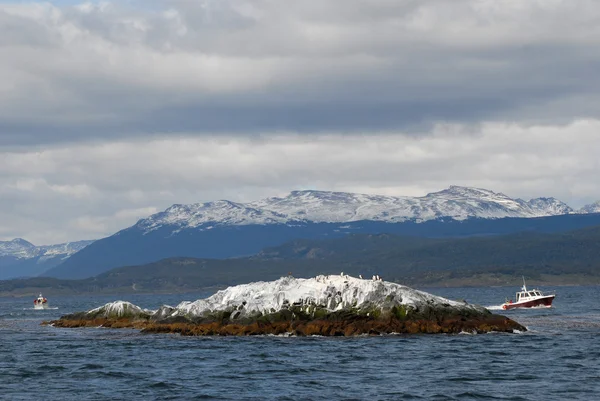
[0,0,600,145]
[1,120,599,244]
[1,1,600,243]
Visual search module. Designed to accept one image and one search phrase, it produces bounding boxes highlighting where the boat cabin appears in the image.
[516,290,543,301]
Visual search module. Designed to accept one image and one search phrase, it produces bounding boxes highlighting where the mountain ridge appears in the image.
[133,185,595,235]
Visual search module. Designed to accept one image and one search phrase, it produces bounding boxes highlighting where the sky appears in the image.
[1,0,600,245]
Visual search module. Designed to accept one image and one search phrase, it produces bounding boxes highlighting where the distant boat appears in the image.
[33,293,48,310]
[501,278,555,310]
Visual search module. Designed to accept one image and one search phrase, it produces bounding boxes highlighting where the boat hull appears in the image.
[34,304,49,310]
[502,295,554,310]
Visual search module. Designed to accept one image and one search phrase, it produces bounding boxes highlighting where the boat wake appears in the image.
[25,307,59,310]
[486,305,504,311]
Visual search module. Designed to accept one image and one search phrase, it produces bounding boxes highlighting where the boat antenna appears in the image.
[522,276,527,292]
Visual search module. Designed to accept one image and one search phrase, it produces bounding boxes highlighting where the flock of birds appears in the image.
[288,272,384,281]
[345,272,383,281]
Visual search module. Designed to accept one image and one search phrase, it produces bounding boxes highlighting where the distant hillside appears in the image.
[3,225,600,296]
[258,225,600,281]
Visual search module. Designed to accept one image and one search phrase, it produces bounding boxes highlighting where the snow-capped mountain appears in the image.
[579,201,600,214]
[36,241,96,262]
[0,238,38,259]
[46,185,600,280]
[136,186,575,234]
[0,238,94,261]
[526,197,574,216]
[0,239,95,280]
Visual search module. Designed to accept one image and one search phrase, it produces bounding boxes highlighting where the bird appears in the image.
[359,274,363,279]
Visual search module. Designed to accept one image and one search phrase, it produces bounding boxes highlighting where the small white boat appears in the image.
[501,278,555,310]
[33,293,49,310]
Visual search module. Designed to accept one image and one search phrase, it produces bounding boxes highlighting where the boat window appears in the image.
[529,292,535,297]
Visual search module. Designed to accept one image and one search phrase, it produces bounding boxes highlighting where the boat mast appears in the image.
[521,276,527,292]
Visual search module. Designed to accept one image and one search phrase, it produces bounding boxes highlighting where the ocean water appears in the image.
[1,285,599,400]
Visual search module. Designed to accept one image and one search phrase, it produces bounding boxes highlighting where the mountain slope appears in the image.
[76,223,600,285]
[259,226,600,278]
[46,213,600,280]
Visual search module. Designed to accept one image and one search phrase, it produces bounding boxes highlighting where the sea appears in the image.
[1,285,599,400]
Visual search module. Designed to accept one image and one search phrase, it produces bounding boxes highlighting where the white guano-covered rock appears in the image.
[170,275,485,319]
[87,301,152,319]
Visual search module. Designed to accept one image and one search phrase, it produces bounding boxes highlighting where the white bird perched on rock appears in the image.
[359,274,363,279]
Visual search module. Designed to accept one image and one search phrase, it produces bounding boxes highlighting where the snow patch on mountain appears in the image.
[38,241,96,257]
[579,201,600,214]
[0,239,95,260]
[137,201,290,234]
[526,197,574,216]
[135,186,578,235]
[0,238,37,259]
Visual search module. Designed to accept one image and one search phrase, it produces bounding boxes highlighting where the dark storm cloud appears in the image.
[0,1,599,146]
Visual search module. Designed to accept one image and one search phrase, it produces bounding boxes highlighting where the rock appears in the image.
[47,275,526,335]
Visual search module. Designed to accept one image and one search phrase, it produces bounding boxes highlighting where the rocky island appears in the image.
[48,275,525,336]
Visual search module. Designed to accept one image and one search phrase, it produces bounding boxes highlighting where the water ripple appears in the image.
[1,288,600,400]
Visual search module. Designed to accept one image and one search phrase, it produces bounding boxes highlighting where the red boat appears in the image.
[33,293,49,310]
[502,278,555,310]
